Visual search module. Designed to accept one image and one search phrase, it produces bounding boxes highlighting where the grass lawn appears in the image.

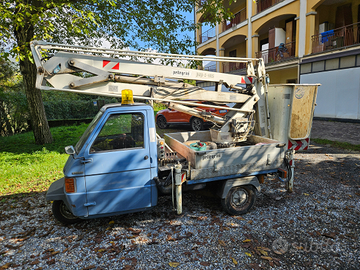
[0,124,89,196]
[311,138,360,152]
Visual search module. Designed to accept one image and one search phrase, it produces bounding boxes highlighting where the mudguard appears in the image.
[220,176,261,199]
[46,178,66,202]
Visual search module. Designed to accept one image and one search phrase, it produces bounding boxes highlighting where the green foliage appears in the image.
[0,91,29,136]
[1,1,232,60]
[43,99,98,120]
[197,0,234,27]
[0,58,29,136]
[0,0,231,144]
[153,102,167,112]
[43,97,120,120]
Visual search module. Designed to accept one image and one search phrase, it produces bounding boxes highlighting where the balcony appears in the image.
[311,22,360,54]
[223,8,247,32]
[200,27,216,43]
[255,41,296,64]
[223,62,246,73]
[256,0,285,14]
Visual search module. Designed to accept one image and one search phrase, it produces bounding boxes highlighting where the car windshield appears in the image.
[74,111,103,154]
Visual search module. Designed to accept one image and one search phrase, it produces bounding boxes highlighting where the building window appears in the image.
[312,61,325,72]
[340,56,356,68]
[325,58,339,70]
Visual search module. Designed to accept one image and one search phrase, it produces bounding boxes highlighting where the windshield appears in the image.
[74,111,104,154]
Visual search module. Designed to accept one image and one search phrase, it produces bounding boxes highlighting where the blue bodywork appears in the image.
[46,103,158,219]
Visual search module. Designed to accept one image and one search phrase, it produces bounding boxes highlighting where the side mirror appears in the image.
[65,145,76,155]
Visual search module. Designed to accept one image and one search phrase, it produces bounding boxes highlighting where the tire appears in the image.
[52,200,81,225]
[221,185,256,215]
[156,115,168,129]
[190,117,203,131]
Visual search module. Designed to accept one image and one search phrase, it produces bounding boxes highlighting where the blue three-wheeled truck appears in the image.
[31,41,318,224]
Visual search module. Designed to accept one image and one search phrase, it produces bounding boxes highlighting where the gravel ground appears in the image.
[0,143,359,270]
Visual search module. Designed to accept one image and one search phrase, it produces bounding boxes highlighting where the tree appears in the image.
[0,0,229,144]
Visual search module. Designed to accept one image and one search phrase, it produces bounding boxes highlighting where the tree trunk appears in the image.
[14,14,53,144]
[20,58,53,144]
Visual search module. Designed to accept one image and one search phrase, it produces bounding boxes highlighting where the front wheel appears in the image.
[190,117,203,131]
[221,185,256,215]
[52,200,81,225]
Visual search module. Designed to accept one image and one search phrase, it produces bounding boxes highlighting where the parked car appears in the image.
[156,101,229,131]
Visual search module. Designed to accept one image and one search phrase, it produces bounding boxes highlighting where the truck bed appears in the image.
[164,131,285,181]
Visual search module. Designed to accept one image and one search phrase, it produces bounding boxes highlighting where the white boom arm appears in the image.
[30,41,271,142]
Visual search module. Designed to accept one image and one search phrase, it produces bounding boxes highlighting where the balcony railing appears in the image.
[223,8,247,32]
[223,62,246,73]
[256,0,285,14]
[200,27,216,43]
[311,22,360,54]
[255,41,296,64]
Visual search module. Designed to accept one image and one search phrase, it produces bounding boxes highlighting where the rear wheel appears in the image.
[156,115,168,129]
[52,200,81,225]
[190,117,203,131]
[221,185,256,215]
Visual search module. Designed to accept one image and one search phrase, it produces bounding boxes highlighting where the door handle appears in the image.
[144,155,149,160]
[81,158,93,164]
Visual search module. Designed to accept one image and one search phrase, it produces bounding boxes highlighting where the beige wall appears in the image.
[231,2,246,14]
[198,41,217,56]
[224,42,247,57]
[268,67,298,84]
[252,1,299,34]
[220,26,248,47]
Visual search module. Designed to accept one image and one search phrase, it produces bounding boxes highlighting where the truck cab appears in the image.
[47,103,158,222]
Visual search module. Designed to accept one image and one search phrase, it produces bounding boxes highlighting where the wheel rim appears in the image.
[157,116,167,129]
[59,202,78,220]
[192,118,202,131]
[230,188,249,209]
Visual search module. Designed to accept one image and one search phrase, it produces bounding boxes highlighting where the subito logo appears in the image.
[272,238,289,254]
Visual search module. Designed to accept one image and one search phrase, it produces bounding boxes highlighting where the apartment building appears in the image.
[196,0,360,120]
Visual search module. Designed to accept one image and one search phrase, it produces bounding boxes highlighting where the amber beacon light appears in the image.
[121,89,134,104]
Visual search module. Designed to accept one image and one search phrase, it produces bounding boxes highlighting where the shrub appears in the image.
[43,98,120,120]
[0,91,29,136]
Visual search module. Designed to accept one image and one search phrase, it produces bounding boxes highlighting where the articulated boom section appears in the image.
[31,41,271,142]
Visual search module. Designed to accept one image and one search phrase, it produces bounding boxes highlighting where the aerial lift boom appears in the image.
[30,41,271,142]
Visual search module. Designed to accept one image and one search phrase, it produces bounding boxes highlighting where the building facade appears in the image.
[196,0,360,120]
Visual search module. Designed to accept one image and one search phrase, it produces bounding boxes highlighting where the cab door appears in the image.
[83,110,152,216]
